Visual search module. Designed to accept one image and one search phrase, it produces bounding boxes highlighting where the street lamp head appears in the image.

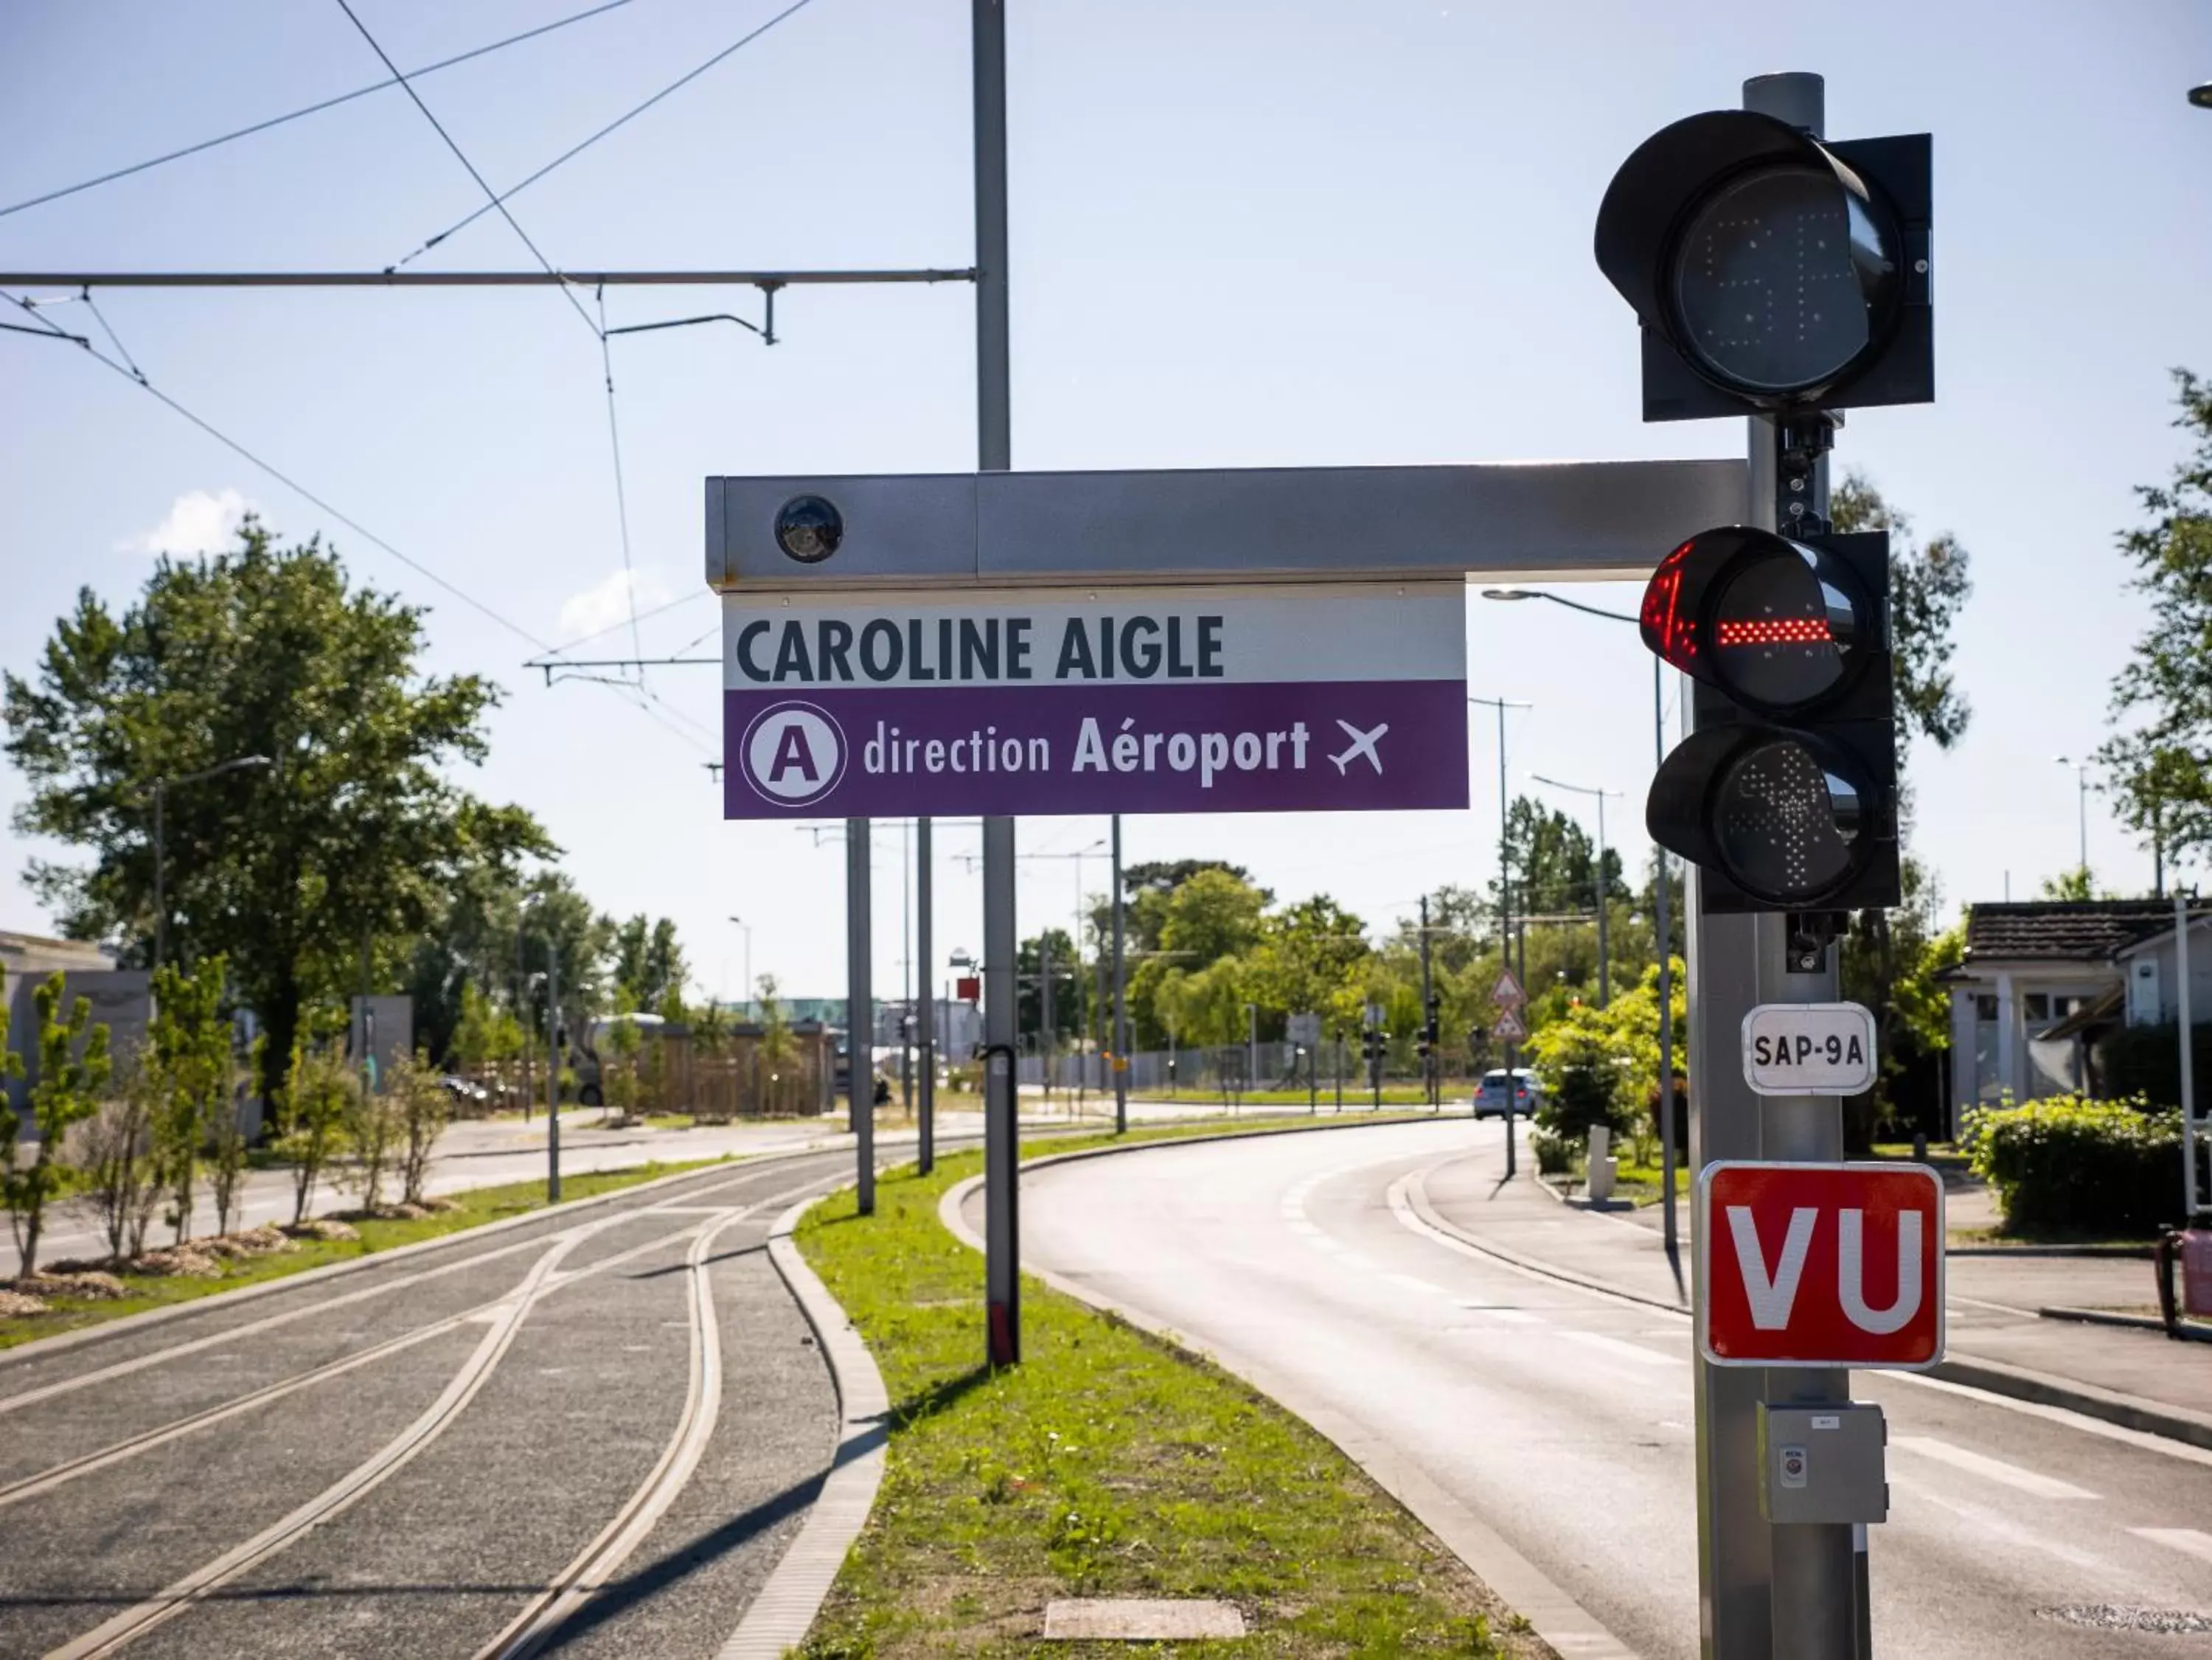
[1482,588,1537,602]
[2191,81,2212,109]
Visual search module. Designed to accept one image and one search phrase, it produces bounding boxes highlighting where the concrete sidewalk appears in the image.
[1418,1145,2212,1452]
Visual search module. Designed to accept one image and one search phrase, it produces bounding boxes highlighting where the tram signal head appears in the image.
[1594,111,1931,421]
[1643,528,1898,912]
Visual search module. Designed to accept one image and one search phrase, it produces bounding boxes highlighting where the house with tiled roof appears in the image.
[1941,899,2183,1128]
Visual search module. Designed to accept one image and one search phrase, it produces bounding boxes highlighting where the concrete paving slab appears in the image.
[1043,1598,1248,1639]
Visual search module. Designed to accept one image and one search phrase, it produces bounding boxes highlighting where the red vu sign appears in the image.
[1697,1162,1946,1370]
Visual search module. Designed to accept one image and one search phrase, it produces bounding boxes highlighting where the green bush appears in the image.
[1961,1093,2204,1237]
[1528,1007,1636,1176]
[2096,1022,2212,1112]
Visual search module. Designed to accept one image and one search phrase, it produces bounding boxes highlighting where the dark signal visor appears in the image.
[1640,526,1872,719]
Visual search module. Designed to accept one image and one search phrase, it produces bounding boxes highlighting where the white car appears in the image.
[1471,1068,1540,1119]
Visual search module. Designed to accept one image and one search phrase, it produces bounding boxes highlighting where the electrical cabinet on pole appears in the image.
[1595,70,1930,1660]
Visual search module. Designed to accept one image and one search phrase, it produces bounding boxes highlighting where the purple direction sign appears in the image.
[722,586,1467,819]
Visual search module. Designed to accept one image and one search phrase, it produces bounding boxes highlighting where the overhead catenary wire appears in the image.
[0,290,715,760]
[0,0,637,222]
[332,0,600,340]
[333,0,647,680]
[387,0,823,270]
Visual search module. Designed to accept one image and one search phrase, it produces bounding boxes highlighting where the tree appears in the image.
[515,871,615,1042]
[391,1050,449,1207]
[2,520,552,1103]
[76,1057,162,1262]
[0,1005,24,1260]
[207,1033,259,1235]
[1246,896,1371,1032]
[1822,474,1975,1146]
[1119,860,1258,955]
[1018,927,1080,1044]
[613,915,688,1012]
[1125,867,1270,1046]
[147,956,232,1244]
[2101,371,2212,865]
[342,1065,403,1214]
[1492,798,1627,918]
[279,1030,351,1225]
[756,974,801,1116]
[1830,471,1975,749]
[5,975,112,1275]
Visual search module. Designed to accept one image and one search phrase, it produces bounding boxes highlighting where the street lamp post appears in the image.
[1469,694,1531,1178]
[1530,773,1624,1008]
[2053,756,2091,879]
[1483,587,1680,1259]
[150,753,273,976]
[524,896,563,1203]
[726,916,753,1014]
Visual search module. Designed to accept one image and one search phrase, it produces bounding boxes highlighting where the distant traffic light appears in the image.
[1593,111,1931,422]
[1641,526,1898,911]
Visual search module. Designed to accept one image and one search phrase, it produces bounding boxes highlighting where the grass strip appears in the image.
[0,1157,732,1351]
[795,1117,1537,1657]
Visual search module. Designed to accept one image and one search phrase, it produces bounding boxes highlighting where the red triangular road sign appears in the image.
[1490,969,1526,1008]
[1492,1008,1528,1043]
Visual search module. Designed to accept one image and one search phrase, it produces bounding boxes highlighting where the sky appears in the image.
[1,0,2209,1005]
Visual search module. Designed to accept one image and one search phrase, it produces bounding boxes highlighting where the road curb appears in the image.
[0,1146,846,1372]
[714,1198,889,1660]
[1409,1169,1693,1316]
[1922,1353,2212,1452]
[937,1123,1638,1660]
[2039,1304,2212,1343]
[1411,1157,2212,1458]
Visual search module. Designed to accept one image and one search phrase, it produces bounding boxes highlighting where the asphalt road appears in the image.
[1009,1120,2212,1659]
[0,1146,871,1659]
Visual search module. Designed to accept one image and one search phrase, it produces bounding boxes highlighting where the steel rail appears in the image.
[478,1207,747,1658]
[41,1163,834,1659]
[49,1234,581,1659]
[0,1179,790,1512]
[0,1154,838,1417]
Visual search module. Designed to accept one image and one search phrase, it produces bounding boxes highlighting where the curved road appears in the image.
[1012,1120,2212,1659]
[0,1148,869,1659]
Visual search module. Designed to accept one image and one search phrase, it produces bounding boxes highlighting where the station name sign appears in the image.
[722,585,1469,818]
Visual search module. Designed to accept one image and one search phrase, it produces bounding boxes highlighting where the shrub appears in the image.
[1527,1005,1636,1176]
[1961,1093,2205,1237]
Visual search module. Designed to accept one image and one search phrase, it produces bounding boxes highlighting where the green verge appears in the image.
[795,1117,1534,1658]
[0,1156,733,1351]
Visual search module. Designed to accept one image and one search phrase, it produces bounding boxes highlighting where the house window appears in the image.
[2025,994,2050,1022]
[1975,994,1998,1021]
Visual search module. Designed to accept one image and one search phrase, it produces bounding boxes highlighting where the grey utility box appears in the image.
[1758,1403,1888,1525]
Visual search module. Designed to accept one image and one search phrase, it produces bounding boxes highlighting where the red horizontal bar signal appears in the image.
[1717,617,1832,647]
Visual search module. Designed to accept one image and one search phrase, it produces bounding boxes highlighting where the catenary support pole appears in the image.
[2179,889,2197,1217]
[848,817,875,1216]
[918,816,935,1175]
[1420,894,1436,1108]
[975,0,1019,1369]
[1111,813,1127,1134]
[546,935,561,1203]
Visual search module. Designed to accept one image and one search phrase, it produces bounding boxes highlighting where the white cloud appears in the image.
[120,488,256,556]
[558,568,672,641]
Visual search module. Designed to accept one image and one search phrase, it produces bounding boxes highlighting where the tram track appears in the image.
[473,1206,746,1659]
[14,1154,851,1659]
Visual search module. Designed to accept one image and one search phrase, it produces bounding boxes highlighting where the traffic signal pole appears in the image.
[1688,71,1859,1660]
[975,0,1020,1369]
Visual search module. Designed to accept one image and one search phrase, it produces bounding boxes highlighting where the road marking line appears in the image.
[1891,1475,2119,1574]
[1385,1272,1449,1297]
[1555,1331,1677,1367]
[2133,1527,2212,1563]
[1892,1436,2098,1499]
[1457,1305,1544,1325]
